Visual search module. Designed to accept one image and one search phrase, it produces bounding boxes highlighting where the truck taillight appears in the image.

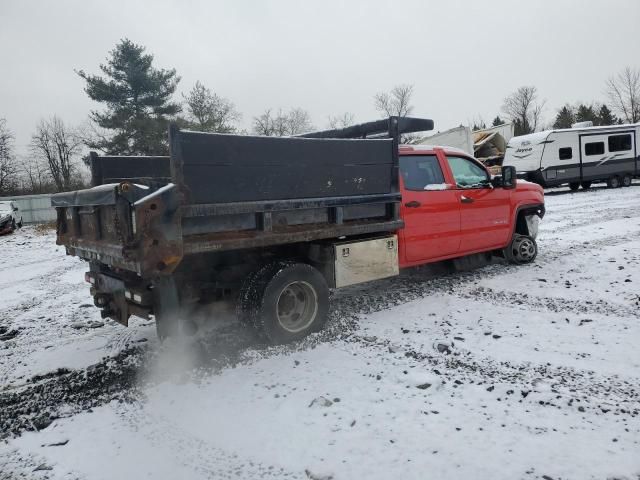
[85,272,96,284]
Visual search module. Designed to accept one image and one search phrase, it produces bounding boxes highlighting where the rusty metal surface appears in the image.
[132,183,184,277]
[55,182,182,277]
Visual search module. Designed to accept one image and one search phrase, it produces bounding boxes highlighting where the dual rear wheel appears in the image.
[237,262,329,344]
[570,175,633,191]
[607,174,633,188]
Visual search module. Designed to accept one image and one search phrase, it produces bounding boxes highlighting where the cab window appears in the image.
[446,156,489,187]
[399,155,445,190]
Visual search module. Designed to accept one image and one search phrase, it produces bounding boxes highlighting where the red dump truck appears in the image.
[51,117,544,343]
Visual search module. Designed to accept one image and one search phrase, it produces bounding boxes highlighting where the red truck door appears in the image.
[444,155,512,253]
[399,154,461,262]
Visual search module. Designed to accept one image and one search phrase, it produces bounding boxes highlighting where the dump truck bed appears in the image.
[52,122,412,277]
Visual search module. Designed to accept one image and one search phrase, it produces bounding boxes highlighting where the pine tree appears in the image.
[77,39,181,155]
[574,104,598,125]
[597,104,617,126]
[491,115,503,127]
[552,105,575,129]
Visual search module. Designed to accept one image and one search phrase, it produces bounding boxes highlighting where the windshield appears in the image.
[0,203,12,213]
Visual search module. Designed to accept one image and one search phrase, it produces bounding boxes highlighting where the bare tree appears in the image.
[20,156,54,194]
[327,112,355,129]
[501,86,546,135]
[0,119,18,195]
[30,116,82,191]
[374,84,414,118]
[286,108,314,135]
[605,66,640,123]
[182,81,240,132]
[253,109,280,136]
[252,108,314,136]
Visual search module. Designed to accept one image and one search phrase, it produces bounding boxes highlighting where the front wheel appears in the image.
[580,181,592,189]
[504,234,538,265]
[568,182,580,191]
[237,262,329,344]
[622,174,632,187]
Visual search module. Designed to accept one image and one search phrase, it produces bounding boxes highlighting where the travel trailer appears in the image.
[503,123,639,190]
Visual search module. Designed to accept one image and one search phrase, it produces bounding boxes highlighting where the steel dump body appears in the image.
[52,123,408,278]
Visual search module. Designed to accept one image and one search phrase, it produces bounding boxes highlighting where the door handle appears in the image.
[404,200,421,208]
[460,196,474,204]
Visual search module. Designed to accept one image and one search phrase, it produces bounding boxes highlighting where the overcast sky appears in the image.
[1,0,639,156]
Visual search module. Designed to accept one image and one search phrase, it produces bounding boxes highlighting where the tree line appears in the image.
[1,38,639,196]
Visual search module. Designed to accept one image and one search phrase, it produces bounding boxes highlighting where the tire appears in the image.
[606,176,620,188]
[568,182,580,191]
[504,234,538,265]
[580,181,592,189]
[10,220,15,233]
[237,262,329,344]
[622,174,632,187]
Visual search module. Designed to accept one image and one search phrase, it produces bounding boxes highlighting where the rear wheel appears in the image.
[568,182,580,191]
[607,176,620,188]
[504,234,538,265]
[237,262,329,344]
[622,174,632,187]
[580,181,592,189]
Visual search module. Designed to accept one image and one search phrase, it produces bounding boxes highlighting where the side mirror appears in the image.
[501,165,517,189]
[13,207,18,212]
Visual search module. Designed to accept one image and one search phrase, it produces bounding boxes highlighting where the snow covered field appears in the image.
[1,184,639,480]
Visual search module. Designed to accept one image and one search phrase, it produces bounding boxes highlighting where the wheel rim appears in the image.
[514,238,536,262]
[611,177,619,188]
[623,176,631,186]
[276,281,318,333]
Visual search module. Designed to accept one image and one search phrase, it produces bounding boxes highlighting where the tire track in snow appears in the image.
[125,407,305,479]
[347,333,640,420]
[460,286,638,318]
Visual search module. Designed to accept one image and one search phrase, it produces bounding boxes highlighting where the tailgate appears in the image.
[51,182,183,276]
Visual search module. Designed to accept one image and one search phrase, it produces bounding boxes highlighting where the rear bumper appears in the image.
[86,270,152,326]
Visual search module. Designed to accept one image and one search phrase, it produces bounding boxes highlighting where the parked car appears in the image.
[51,117,545,343]
[0,201,22,234]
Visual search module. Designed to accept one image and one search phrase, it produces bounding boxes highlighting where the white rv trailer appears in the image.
[503,123,639,190]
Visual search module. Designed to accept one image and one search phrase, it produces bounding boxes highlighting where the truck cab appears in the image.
[398,145,544,267]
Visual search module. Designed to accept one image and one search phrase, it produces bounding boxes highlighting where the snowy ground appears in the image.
[1,184,639,480]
